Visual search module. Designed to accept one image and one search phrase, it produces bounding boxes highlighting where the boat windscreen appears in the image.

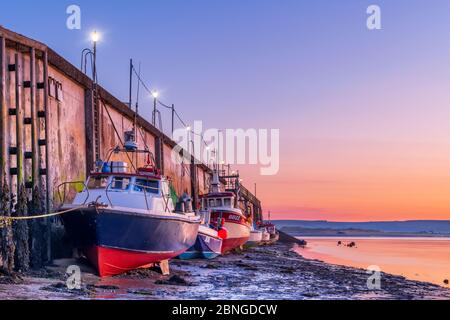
[224,198,232,207]
[110,177,131,191]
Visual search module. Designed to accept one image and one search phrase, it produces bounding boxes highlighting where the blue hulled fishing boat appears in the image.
[60,148,201,277]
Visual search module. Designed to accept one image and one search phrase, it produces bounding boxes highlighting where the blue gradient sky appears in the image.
[3,0,450,221]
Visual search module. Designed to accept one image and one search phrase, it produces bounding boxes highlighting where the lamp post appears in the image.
[81,31,100,82]
[91,31,99,82]
[151,90,159,127]
[171,104,175,137]
[186,125,191,154]
[81,31,101,166]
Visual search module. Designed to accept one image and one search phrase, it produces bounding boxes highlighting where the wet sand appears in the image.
[1,243,449,300]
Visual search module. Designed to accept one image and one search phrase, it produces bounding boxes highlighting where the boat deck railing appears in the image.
[56,181,90,207]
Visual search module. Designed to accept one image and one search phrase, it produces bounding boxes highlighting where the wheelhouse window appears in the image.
[87,176,109,190]
[110,177,131,191]
[223,198,232,207]
[134,179,159,194]
[208,199,216,207]
[215,198,223,207]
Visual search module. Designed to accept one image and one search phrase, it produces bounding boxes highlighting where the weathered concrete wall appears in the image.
[47,66,87,203]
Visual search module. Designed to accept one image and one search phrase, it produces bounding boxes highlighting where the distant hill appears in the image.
[273,220,450,237]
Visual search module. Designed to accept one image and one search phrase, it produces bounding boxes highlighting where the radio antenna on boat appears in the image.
[124,59,139,153]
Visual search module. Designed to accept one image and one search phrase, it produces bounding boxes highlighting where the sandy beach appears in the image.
[1,240,449,300]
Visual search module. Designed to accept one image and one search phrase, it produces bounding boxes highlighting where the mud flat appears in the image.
[1,242,449,300]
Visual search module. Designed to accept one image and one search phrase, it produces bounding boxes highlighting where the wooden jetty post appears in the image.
[0,37,8,191]
[0,36,9,270]
[13,52,30,271]
[42,50,51,216]
[14,53,24,194]
[29,48,39,191]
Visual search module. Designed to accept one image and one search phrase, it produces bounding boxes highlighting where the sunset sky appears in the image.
[3,0,450,221]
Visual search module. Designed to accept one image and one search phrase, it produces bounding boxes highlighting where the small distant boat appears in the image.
[178,224,223,260]
[246,228,263,247]
[201,170,251,254]
[259,222,278,244]
[261,228,271,242]
[60,148,201,277]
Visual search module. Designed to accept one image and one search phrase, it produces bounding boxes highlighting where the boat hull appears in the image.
[210,211,251,253]
[61,207,200,277]
[246,230,263,247]
[178,230,222,260]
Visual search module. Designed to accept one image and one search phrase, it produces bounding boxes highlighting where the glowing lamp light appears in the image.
[186,126,191,131]
[151,90,159,99]
[91,31,100,43]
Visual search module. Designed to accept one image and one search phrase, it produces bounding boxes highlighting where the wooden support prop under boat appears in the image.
[158,260,170,276]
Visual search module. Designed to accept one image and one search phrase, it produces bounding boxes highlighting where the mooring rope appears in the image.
[0,205,87,229]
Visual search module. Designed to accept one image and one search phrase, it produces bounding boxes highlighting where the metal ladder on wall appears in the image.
[93,89,100,163]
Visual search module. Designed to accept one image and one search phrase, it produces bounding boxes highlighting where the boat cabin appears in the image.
[200,192,236,211]
[71,167,176,214]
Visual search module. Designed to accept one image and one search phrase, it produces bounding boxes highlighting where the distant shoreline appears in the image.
[274,220,450,238]
[282,229,450,238]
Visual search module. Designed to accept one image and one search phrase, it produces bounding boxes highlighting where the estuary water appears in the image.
[295,237,450,287]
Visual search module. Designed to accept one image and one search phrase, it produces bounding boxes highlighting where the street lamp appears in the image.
[81,30,101,163]
[186,126,191,154]
[92,31,98,83]
[91,31,100,43]
[151,90,159,126]
[81,30,100,83]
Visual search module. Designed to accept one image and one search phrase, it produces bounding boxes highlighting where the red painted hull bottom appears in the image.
[84,246,185,277]
[221,236,250,254]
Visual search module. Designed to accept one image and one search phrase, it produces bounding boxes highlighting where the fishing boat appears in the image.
[60,148,201,277]
[201,170,251,254]
[260,222,278,244]
[261,227,271,243]
[246,228,263,247]
[178,224,224,260]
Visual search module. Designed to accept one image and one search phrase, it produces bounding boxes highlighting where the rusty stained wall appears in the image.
[162,143,191,196]
[47,65,86,203]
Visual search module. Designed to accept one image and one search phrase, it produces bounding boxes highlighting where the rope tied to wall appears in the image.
[0,205,89,229]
